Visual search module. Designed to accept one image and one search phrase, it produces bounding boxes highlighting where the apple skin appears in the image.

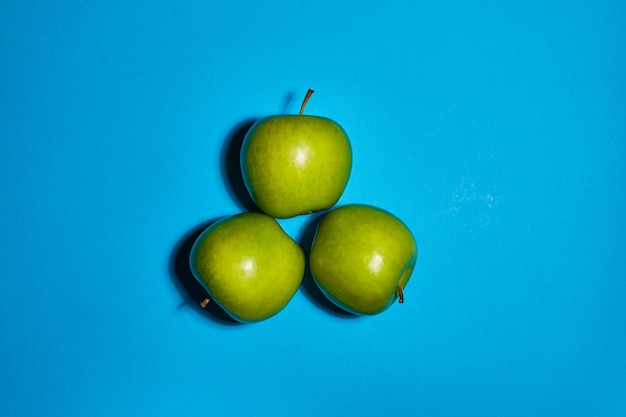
[189,212,305,323]
[240,114,352,219]
[309,204,417,315]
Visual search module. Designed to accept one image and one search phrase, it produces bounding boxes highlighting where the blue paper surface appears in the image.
[2,1,625,416]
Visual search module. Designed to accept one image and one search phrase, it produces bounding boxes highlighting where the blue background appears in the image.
[2,1,625,416]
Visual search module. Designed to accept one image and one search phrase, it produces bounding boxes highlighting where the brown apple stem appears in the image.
[397,286,404,304]
[200,297,211,308]
[299,89,315,115]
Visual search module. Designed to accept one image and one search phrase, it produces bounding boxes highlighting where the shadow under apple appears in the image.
[297,212,360,319]
[220,118,260,213]
[168,218,243,326]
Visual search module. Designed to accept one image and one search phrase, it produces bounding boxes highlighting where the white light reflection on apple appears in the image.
[367,252,384,274]
[240,257,256,276]
[294,146,310,167]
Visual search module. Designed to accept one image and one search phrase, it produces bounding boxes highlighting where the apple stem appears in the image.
[299,89,315,115]
[397,286,404,304]
[200,297,211,308]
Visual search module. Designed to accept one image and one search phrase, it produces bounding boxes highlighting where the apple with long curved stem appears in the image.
[240,89,352,219]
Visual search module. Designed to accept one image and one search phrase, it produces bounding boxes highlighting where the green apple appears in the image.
[189,212,305,323]
[240,89,352,219]
[309,204,417,315]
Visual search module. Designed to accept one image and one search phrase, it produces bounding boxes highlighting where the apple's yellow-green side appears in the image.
[310,204,418,315]
[241,115,352,218]
[190,213,305,323]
